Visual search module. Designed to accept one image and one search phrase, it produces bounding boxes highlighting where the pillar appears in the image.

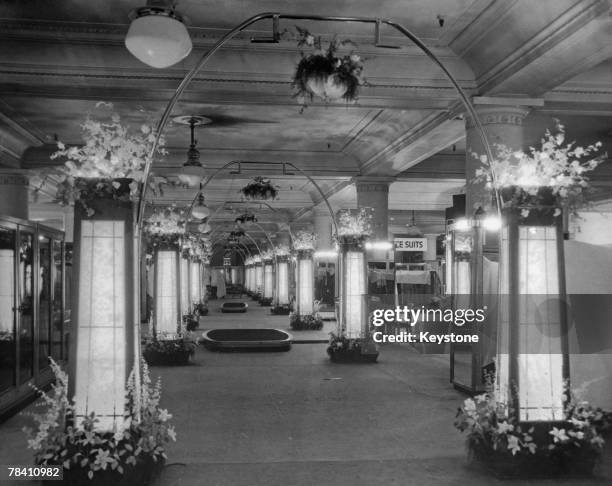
[313,207,333,250]
[0,170,28,220]
[354,177,392,241]
[465,101,534,214]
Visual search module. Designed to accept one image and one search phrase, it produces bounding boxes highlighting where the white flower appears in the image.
[497,421,514,434]
[507,435,521,455]
[158,408,172,422]
[549,427,569,443]
[463,398,476,412]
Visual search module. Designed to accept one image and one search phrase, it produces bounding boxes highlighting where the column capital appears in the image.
[352,176,394,193]
[466,105,532,129]
[0,168,29,186]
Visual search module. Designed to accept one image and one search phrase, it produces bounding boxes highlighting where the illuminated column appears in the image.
[263,257,274,303]
[338,235,368,339]
[180,255,189,316]
[275,255,290,306]
[154,242,180,337]
[231,267,238,286]
[190,260,201,306]
[255,259,263,294]
[296,249,314,316]
[0,170,28,219]
[497,193,568,421]
[0,249,14,335]
[69,187,136,431]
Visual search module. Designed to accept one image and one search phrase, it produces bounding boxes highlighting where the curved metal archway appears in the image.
[137,12,497,229]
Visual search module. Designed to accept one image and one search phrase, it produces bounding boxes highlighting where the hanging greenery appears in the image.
[240,177,279,200]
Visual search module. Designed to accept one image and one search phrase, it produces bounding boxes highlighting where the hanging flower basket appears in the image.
[240,177,279,200]
[292,27,365,109]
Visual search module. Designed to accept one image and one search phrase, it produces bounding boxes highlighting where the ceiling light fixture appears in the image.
[405,210,423,237]
[173,115,211,187]
[191,191,211,220]
[125,0,192,69]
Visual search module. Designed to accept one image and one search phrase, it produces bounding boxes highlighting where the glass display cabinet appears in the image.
[0,216,65,416]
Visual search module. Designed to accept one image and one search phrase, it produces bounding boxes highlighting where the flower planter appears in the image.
[305,74,348,100]
[290,315,323,330]
[44,456,165,486]
[259,297,273,307]
[470,447,597,479]
[143,340,194,366]
[270,305,291,316]
[327,346,378,363]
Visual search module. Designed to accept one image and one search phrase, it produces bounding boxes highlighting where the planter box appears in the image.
[44,456,164,486]
[259,297,273,306]
[327,347,378,363]
[143,346,192,366]
[470,447,597,479]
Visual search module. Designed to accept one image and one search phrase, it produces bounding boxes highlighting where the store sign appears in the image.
[394,238,427,252]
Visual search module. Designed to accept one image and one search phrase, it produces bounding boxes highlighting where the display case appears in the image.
[0,216,65,417]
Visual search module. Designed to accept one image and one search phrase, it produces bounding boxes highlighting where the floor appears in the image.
[1,297,610,485]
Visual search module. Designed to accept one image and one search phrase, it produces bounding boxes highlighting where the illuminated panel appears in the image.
[297,257,313,316]
[74,220,125,431]
[264,263,274,298]
[0,249,14,335]
[155,250,178,336]
[276,261,289,305]
[231,267,238,286]
[497,225,564,421]
[256,264,263,293]
[445,236,453,295]
[190,260,200,305]
[180,257,189,316]
[344,250,365,339]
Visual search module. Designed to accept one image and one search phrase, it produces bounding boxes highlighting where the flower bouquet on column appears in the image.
[289,231,323,330]
[328,208,378,363]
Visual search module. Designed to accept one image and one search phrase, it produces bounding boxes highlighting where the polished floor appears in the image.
[0,299,610,485]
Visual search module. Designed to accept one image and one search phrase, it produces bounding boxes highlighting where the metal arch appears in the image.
[137,12,498,226]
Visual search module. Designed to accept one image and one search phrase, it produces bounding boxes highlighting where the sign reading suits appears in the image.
[394,238,427,252]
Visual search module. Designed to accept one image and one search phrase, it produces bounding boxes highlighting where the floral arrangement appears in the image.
[473,121,604,217]
[274,244,291,257]
[240,177,279,200]
[337,208,373,237]
[327,332,378,362]
[144,207,186,249]
[293,230,317,251]
[291,26,365,110]
[48,103,166,217]
[260,249,274,261]
[181,233,211,261]
[235,212,257,224]
[24,359,175,483]
[290,312,323,331]
[454,386,608,475]
[143,333,197,366]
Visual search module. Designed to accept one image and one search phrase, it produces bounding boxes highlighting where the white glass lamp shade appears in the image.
[198,223,211,234]
[276,261,289,305]
[190,260,201,305]
[497,223,565,422]
[191,204,210,220]
[125,15,192,69]
[264,263,274,299]
[180,257,189,316]
[297,255,314,316]
[343,250,366,338]
[74,221,127,431]
[155,250,179,336]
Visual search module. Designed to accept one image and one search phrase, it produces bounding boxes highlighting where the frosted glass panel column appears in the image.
[339,237,367,339]
[180,257,189,316]
[296,250,313,316]
[0,249,14,335]
[263,260,274,300]
[190,260,200,306]
[497,211,567,422]
[276,258,289,306]
[255,262,263,294]
[155,250,179,336]
[73,220,129,431]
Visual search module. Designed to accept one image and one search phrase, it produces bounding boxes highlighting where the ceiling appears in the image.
[1,0,612,251]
